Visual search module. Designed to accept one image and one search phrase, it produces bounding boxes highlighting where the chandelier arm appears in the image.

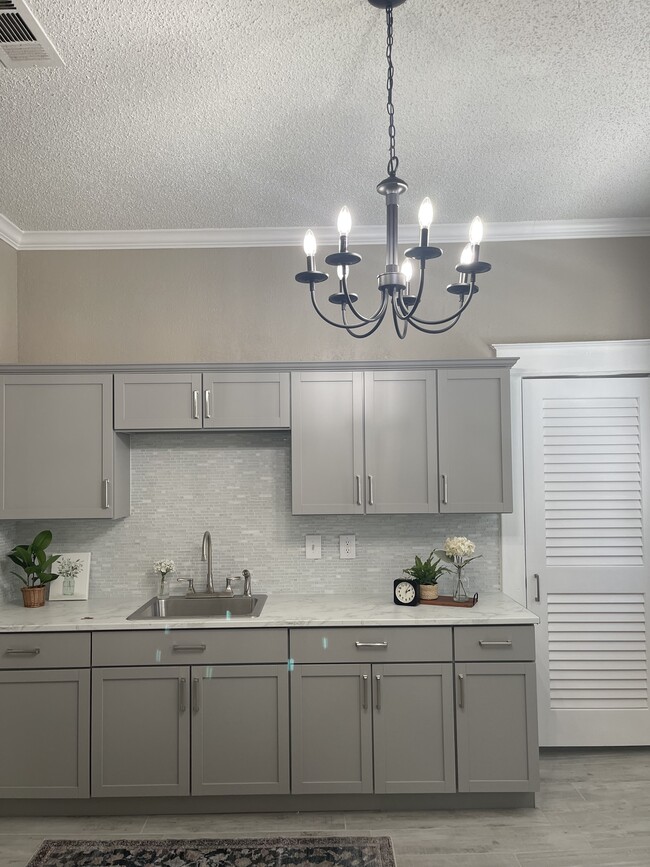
[404,313,465,336]
[340,276,389,324]
[309,288,375,330]
[391,296,409,339]
[393,269,426,320]
[407,284,477,327]
[341,304,388,339]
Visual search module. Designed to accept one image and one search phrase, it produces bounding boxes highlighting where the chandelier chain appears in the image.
[385,2,398,177]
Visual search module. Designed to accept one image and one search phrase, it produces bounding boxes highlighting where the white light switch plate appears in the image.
[305,535,322,559]
[339,534,356,559]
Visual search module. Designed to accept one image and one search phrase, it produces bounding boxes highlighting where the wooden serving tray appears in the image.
[420,593,479,608]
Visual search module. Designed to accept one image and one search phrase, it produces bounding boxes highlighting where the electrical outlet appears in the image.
[305,535,322,559]
[339,534,356,559]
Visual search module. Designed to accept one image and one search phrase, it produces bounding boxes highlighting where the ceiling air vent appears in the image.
[0,0,63,68]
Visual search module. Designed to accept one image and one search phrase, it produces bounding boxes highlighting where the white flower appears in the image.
[154,559,175,576]
[444,537,476,559]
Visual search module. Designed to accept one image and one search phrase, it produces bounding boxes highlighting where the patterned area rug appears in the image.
[26,836,396,866]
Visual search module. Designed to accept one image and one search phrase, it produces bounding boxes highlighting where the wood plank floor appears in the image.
[1,749,649,866]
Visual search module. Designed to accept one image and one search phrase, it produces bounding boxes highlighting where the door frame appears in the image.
[493,340,650,606]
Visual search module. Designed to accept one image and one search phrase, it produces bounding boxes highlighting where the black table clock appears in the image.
[393,578,419,606]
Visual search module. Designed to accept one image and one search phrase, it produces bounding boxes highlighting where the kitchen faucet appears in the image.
[201,531,233,596]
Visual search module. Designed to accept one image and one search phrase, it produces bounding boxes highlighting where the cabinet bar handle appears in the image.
[355,641,388,648]
[5,648,40,656]
[356,475,362,506]
[375,674,381,710]
[368,474,374,506]
[179,677,187,713]
[102,479,110,509]
[534,573,540,602]
[193,677,200,712]
[478,640,513,647]
[441,474,448,505]
[457,673,465,708]
[172,644,207,652]
[192,390,200,419]
[204,389,212,419]
[361,674,368,710]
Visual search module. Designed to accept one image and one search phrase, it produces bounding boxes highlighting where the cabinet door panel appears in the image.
[0,375,120,518]
[291,664,373,793]
[373,664,455,793]
[291,372,364,514]
[114,373,203,430]
[192,665,289,795]
[455,662,539,792]
[203,372,290,429]
[92,667,190,797]
[365,370,438,513]
[0,669,89,798]
[438,368,512,513]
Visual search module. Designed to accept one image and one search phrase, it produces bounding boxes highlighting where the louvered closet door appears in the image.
[523,377,649,746]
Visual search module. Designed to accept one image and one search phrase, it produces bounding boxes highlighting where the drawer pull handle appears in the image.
[375,674,381,710]
[192,390,200,420]
[534,573,540,603]
[172,644,207,652]
[457,672,465,708]
[102,479,111,510]
[441,474,449,505]
[193,677,201,713]
[361,674,368,710]
[204,389,212,419]
[478,640,513,647]
[356,474,362,506]
[5,648,41,656]
[179,677,187,713]
[368,474,374,506]
[355,641,388,648]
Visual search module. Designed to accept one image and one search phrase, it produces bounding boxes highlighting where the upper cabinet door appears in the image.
[364,370,438,514]
[0,374,127,519]
[291,371,364,515]
[202,372,290,429]
[114,373,203,430]
[437,368,513,513]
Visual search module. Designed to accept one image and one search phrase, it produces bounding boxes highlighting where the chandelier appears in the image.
[295,0,492,339]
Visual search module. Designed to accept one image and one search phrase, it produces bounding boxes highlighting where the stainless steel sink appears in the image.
[127,594,267,621]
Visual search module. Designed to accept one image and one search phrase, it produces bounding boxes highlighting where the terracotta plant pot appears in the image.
[419,583,439,600]
[21,586,46,608]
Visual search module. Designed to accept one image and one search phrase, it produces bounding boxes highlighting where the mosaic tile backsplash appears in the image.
[0,432,500,604]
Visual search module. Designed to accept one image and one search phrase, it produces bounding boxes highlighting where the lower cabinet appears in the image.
[291,663,456,794]
[455,662,539,792]
[92,665,290,798]
[0,669,90,798]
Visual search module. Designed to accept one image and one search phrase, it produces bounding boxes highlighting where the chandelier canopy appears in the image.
[295,0,492,339]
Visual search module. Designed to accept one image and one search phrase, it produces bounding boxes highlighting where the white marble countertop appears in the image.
[0,591,538,632]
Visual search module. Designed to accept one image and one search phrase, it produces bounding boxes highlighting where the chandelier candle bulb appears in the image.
[337,206,352,252]
[469,216,484,246]
[418,197,434,246]
[303,230,317,271]
[400,259,413,286]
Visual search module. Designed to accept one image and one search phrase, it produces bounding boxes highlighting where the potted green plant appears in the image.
[8,530,61,608]
[403,551,450,600]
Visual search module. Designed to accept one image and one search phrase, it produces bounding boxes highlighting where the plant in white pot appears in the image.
[8,530,61,608]
[403,552,450,600]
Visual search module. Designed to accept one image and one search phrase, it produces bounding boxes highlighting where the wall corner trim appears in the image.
[0,214,22,249]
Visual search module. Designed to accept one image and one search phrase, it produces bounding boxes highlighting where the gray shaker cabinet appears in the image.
[291,370,437,514]
[114,371,290,430]
[0,374,129,519]
[91,666,190,797]
[191,664,290,796]
[455,662,539,792]
[291,662,456,795]
[0,669,90,798]
[437,367,513,513]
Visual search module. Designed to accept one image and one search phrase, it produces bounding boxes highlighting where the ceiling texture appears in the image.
[0,0,649,234]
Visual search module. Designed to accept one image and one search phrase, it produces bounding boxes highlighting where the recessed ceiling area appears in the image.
[0,0,648,234]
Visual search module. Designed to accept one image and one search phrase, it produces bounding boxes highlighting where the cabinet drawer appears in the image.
[0,632,90,669]
[92,629,288,666]
[290,627,452,663]
[454,626,535,661]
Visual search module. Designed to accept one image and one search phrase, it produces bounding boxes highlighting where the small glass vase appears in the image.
[453,564,469,603]
[159,574,169,598]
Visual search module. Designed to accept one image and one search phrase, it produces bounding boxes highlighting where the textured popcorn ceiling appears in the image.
[0,0,648,232]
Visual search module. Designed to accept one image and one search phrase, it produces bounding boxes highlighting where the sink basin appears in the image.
[127,594,267,621]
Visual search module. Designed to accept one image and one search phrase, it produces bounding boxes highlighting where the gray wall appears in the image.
[0,432,499,604]
[15,237,650,363]
[0,239,17,362]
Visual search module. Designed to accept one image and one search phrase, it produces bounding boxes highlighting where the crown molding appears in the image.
[0,213,23,249]
[1,215,649,251]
